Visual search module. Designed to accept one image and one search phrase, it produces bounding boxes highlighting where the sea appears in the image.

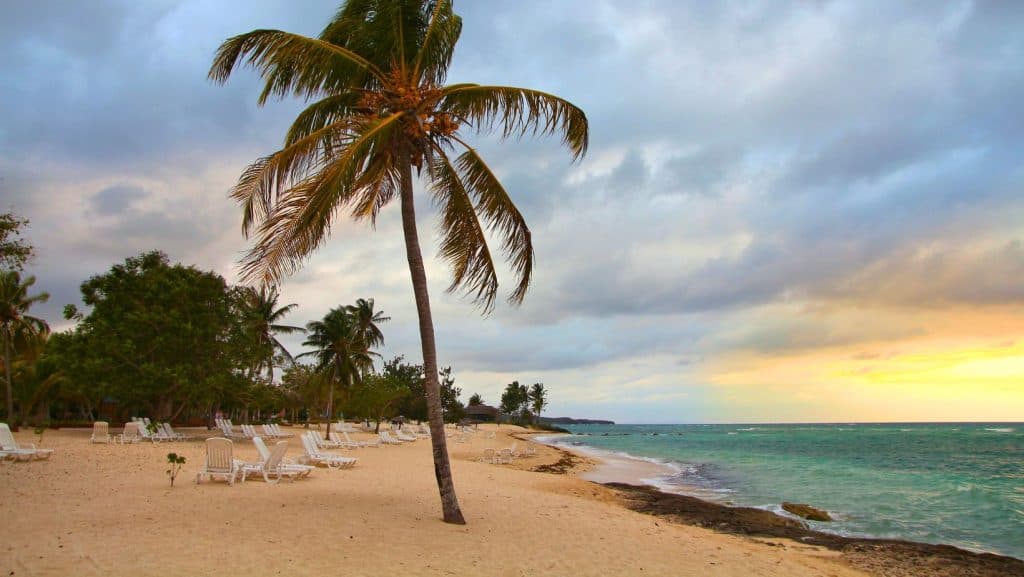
[541,423,1023,560]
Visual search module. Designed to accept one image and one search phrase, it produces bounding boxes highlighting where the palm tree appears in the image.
[529,382,547,424]
[238,286,304,381]
[0,271,49,423]
[346,297,389,350]
[300,306,377,438]
[210,0,588,524]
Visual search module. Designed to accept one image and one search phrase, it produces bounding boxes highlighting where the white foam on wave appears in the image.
[985,427,1014,433]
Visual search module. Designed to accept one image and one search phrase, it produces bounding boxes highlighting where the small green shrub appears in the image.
[166,453,186,486]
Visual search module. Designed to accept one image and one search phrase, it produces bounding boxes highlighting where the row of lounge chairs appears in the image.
[196,432,359,485]
[0,423,53,461]
[480,441,538,465]
[215,418,294,440]
[92,420,193,444]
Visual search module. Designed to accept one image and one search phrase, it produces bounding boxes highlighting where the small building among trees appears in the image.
[463,403,499,423]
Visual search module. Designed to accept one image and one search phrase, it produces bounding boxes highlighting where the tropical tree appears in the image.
[0,212,34,272]
[347,298,389,349]
[528,382,547,424]
[499,380,529,425]
[347,373,409,432]
[300,306,377,437]
[438,366,464,423]
[467,393,482,406]
[57,251,244,422]
[209,0,588,524]
[0,270,49,422]
[237,285,304,381]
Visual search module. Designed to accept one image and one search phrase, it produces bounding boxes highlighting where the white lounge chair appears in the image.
[378,431,402,445]
[480,448,497,464]
[136,422,158,442]
[117,422,141,444]
[309,431,346,450]
[341,430,380,448]
[269,424,293,438]
[252,436,313,479]
[195,437,241,485]
[214,418,236,439]
[150,424,174,442]
[394,429,417,442]
[161,423,190,441]
[299,433,357,469]
[520,443,537,457]
[496,448,514,464]
[91,421,111,443]
[261,424,280,439]
[328,431,366,449]
[0,423,53,460]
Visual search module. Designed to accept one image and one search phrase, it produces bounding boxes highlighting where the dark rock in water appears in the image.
[783,502,832,522]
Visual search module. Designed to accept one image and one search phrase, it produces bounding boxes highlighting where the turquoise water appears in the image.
[553,423,1023,559]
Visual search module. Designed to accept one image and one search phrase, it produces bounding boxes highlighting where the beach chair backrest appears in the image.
[253,436,270,461]
[93,421,109,438]
[205,437,234,473]
[300,433,316,456]
[266,441,288,470]
[0,423,18,450]
[123,421,140,439]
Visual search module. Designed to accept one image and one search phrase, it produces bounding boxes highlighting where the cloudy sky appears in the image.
[4,0,1022,423]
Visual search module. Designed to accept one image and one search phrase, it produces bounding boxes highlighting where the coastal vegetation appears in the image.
[0,245,490,436]
[208,0,587,524]
[499,381,547,426]
[1,269,50,423]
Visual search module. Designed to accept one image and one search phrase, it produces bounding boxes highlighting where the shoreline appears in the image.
[537,433,1024,577]
[2,424,1019,577]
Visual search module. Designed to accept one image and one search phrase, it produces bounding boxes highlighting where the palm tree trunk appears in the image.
[325,380,334,438]
[3,328,14,423]
[399,156,466,524]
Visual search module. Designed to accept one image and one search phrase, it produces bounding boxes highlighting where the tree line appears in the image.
[1,242,474,431]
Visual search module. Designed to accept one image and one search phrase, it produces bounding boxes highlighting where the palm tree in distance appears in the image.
[0,271,50,423]
[238,286,304,381]
[210,0,588,524]
[300,306,378,439]
[347,298,389,351]
[529,382,548,424]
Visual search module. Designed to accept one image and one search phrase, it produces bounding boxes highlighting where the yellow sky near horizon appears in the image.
[704,304,1024,422]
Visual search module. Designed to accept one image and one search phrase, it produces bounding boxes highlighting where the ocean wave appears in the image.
[985,427,1014,433]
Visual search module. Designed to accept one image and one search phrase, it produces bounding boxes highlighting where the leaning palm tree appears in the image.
[299,306,376,438]
[0,271,50,422]
[210,0,588,524]
[238,285,304,381]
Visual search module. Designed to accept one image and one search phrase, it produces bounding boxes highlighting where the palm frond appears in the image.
[232,118,357,236]
[285,93,363,147]
[452,145,534,305]
[442,85,589,160]
[239,113,403,285]
[427,147,500,310]
[209,29,384,105]
[412,0,461,85]
[320,0,431,76]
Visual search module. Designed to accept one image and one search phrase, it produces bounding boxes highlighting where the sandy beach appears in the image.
[1,424,1017,577]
